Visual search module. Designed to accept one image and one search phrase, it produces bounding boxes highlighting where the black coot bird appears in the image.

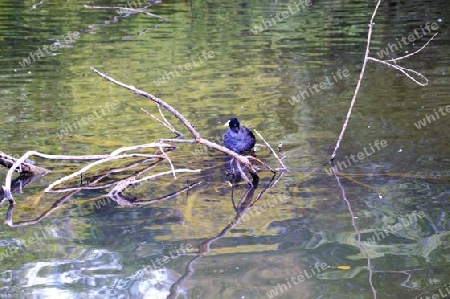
[223,117,256,153]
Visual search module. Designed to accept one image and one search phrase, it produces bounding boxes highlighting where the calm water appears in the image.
[0,0,449,298]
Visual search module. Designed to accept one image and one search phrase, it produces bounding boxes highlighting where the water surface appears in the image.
[0,0,449,298]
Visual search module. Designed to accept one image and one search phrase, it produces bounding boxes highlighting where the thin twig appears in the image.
[157,104,184,136]
[236,161,253,186]
[141,108,184,137]
[157,104,171,128]
[368,33,439,87]
[387,32,438,62]
[159,144,176,179]
[247,156,276,173]
[91,67,201,140]
[253,129,287,171]
[367,57,428,86]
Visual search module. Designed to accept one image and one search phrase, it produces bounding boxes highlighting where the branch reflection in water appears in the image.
[166,172,284,299]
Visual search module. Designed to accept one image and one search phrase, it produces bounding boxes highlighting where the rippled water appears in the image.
[0,0,449,298]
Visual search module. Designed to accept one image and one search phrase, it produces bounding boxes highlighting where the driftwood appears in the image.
[0,67,285,227]
[0,151,48,175]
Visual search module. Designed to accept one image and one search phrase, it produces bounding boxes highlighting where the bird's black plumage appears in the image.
[223,118,256,153]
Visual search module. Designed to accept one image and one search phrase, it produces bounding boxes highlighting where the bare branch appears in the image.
[330,0,382,162]
[141,108,184,137]
[387,32,438,63]
[253,129,287,171]
[365,33,438,87]
[367,57,429,86]
[330,0,436,161]
[158,144,176,179]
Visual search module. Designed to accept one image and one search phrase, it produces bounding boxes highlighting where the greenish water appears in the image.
[0,0,449,298]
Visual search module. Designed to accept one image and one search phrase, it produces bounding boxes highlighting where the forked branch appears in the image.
[330,0,437,162]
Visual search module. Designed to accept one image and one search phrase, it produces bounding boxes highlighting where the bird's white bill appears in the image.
[223,120,230,126]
